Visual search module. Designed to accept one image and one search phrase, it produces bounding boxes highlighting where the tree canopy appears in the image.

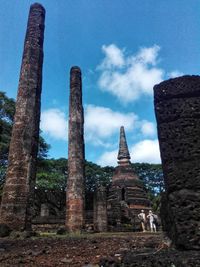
[133,163,164,195]
[0,92,15,164]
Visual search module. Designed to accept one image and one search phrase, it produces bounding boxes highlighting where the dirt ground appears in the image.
[0,232,199,267]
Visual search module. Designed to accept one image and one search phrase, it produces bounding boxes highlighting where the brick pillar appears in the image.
[154,75,200,250]
[94,186,107,232]
[0,3,45,231]
[66,66,85,232]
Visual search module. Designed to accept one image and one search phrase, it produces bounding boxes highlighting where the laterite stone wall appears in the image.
[154,75,200,249]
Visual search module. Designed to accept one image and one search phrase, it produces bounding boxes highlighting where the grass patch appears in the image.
[32,230,159,240]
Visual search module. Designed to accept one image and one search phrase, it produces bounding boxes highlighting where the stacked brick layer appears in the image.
[0,3,45,231]
[66,67,85,232]
[111,165,151,208]
[154,75,200,249]
[108,164,151,227]
[94,186,107,232]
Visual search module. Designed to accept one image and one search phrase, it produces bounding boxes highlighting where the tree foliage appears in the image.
[0,92,15,164]
[36,158,67,190]
[133,163,164,212]
[133,163,164,195]
[0,92,15,193]
[85,161,114,192]
[36,159,114,192]
[38,135,51,160]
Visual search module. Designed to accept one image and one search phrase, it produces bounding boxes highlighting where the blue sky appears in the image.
[1,1,200,166]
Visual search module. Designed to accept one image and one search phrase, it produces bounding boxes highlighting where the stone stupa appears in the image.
[107,126,151,229]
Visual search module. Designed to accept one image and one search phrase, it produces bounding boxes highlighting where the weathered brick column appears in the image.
[154,75,200,250]
[94,185,107,232]
[0,3,45,231]
[66,66,85,232]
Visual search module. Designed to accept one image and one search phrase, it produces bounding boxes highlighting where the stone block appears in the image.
[154,75,200,249]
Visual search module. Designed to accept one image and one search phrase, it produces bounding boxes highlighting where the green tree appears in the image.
[0,92,15,194]
[35,159,114,210]
[133,163,164,195]
[133,163,164,212]
[85,161,113,192]
[0,92,15,163]
[36,158,67,190]
[38,135,51,160]
[36,159,114,192]
[85,162,114,209]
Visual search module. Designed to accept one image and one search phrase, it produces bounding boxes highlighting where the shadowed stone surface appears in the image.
[107,126,151,229]
[40,203,49,217]
[106,250,200,267]
[66,66,85,232]
[0,224,11,237]
[0,3,45,231]
[94,185,107,232]
[154,75,200,250]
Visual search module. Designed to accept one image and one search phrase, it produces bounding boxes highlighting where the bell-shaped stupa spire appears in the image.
[117,126,131,165]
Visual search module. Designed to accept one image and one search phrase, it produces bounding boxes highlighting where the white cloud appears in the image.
[41,105,155,148]
[98,44,125,69]
[97,139,161,167]
[97,149,118,167]
[84,104,158,147]
[133,45,160,65]
[140,121,156,137]
[130,139,160,164]
[85,105,137,146]
[168,70,184,78]
[40,109,67,140]
[98,44,164,103]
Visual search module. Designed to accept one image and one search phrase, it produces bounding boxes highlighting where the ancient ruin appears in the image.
[0,3,45,231]
[2,1,200,265]
[93,185,108,232]
[107,126,151,230]
[154,75,200,250]
[66,66,85,232]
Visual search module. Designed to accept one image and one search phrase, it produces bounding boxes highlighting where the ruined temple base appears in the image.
[0,232,200,266]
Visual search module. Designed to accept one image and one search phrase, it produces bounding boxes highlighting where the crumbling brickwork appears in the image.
[66,66,85,232]
[154,75,200,249]
[94,185,107,232]
[0,3,45,231]
[107,126,151,230]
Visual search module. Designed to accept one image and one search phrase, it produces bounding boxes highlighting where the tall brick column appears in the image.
[154,75,200,250]
[66,66,85,232]
[0,3,45,231]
